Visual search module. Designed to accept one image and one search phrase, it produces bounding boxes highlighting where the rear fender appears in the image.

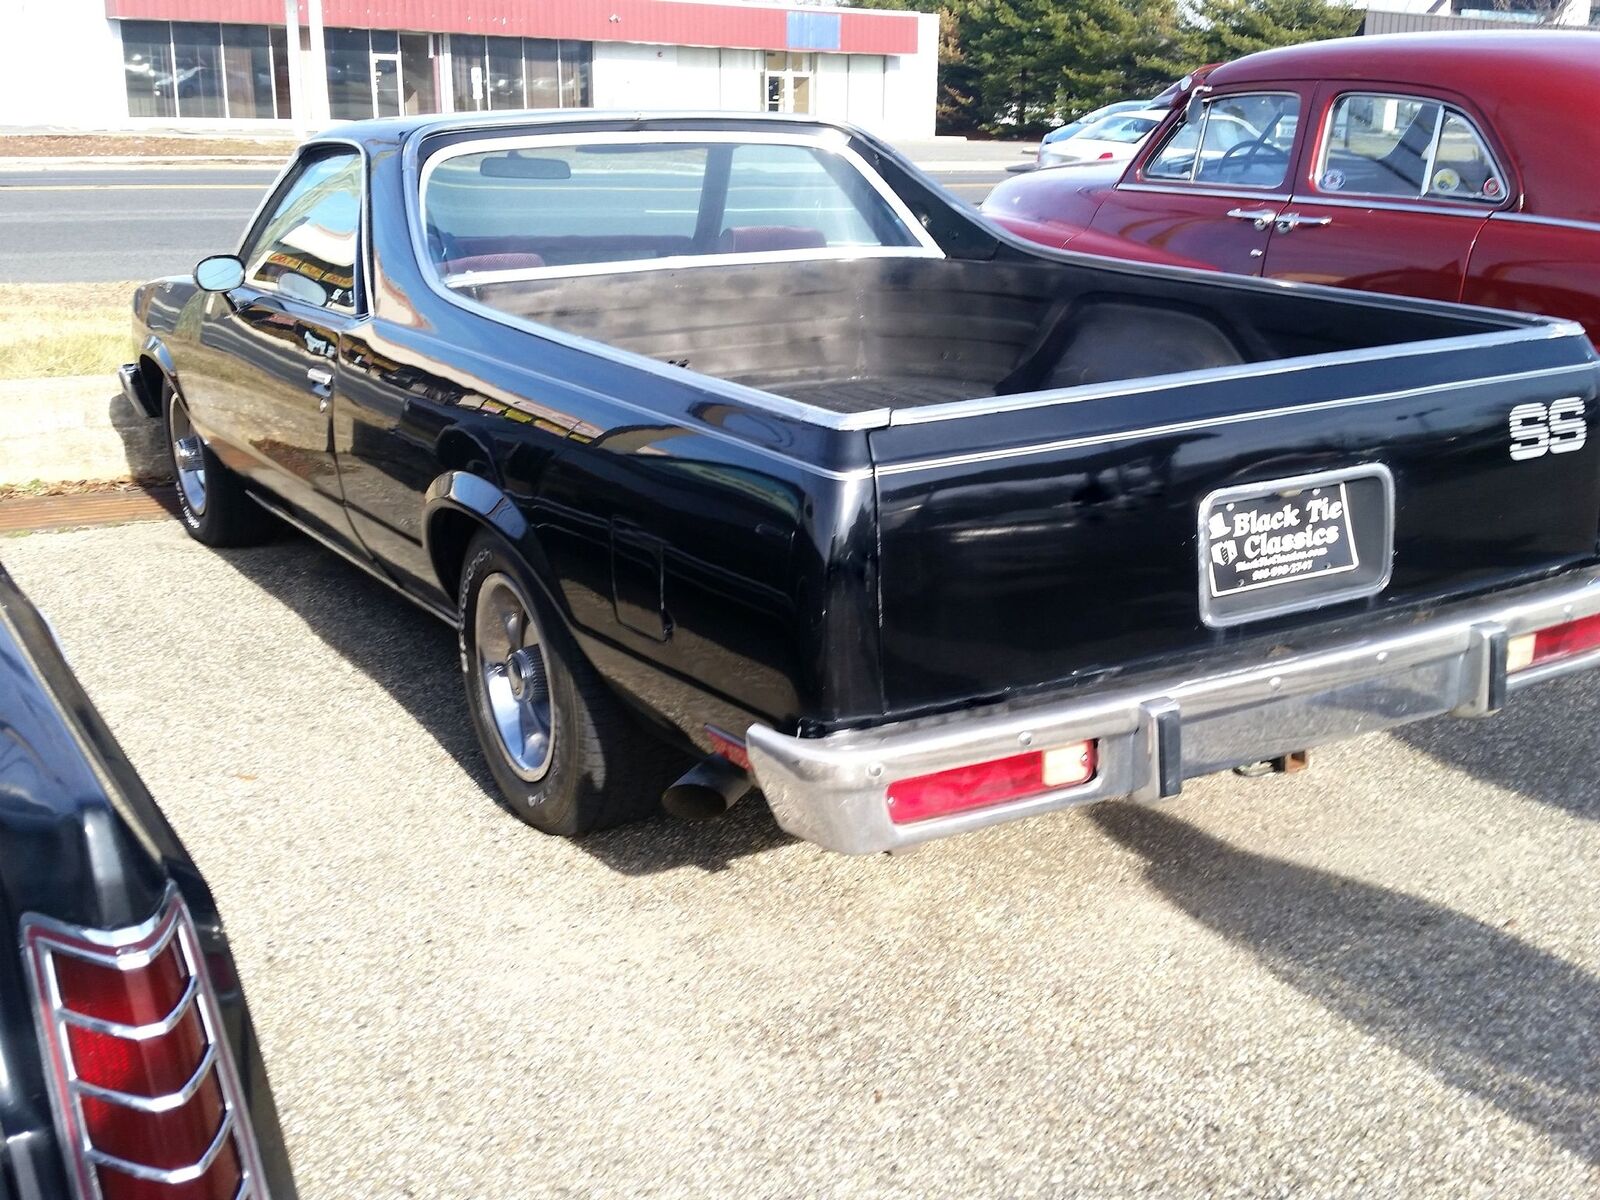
[422,471,564,616]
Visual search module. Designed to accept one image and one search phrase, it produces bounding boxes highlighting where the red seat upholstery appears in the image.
[717,226,828,253]
[442,252,546,275]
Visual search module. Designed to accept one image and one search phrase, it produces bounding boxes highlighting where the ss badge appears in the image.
[1509,397,1586,460]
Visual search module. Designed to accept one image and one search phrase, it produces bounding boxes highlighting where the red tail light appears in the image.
[22,889,268,1200]
[1508,612,1600,672]
[886,741,1097,825]
[1097,151,1115,160]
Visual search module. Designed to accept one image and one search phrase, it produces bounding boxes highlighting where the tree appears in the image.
[1181,0,1361,65]
[847,0,1361,136]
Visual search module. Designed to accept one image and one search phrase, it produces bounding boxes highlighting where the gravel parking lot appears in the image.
[4,519,1598,1198]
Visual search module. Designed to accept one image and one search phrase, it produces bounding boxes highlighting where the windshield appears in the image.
[1080,115,1161,144]
[421,135,929,281]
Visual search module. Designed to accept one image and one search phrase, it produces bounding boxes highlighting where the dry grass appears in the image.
[3,134,297,159]
[0,282,140,380]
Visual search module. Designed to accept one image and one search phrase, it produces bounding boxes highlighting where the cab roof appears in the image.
[1211,29,1600,91]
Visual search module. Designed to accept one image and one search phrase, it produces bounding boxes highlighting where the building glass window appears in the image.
[764,52,814,115]
[172,22,225,118]
[222,25,275,120]
[122,21,176,119]
[449,36,592,112]
[557,41,591,108]
[123,20,290,120]
[325,28,373,121]
[400,34,437,115]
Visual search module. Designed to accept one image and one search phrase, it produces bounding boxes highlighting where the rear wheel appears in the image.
[164,383,270,546]
[458,529,680,836]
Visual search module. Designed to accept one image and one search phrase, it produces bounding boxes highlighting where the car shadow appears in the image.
[212,532,794,875]
[1089,801,1600,1164]
[1393,673,1600,822]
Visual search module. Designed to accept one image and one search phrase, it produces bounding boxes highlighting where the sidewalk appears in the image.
[0,376,167,489]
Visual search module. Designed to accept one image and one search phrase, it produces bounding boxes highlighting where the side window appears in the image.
[1144,93,1300,190]
[1317,94,1505,204]
[241,150,362,310]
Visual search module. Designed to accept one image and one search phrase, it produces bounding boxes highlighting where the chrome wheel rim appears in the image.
[169,399,208,517]
[474,573,555,782]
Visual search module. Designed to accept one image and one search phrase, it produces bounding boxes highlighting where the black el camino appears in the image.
[0,565,295,1198]
[120,111,1600,854]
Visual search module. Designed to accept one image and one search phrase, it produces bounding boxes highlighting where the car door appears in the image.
[1262,86,1509,301]
[186,148,365,544]
[1087,87,1309,275]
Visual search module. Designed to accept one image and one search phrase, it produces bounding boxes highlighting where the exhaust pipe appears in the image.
[662,754,751,822]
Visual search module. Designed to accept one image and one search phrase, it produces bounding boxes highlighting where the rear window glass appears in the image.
[421,137,923,279]
[1318,94,1505,203]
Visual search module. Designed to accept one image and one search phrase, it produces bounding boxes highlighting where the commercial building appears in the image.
[0,0,939,137]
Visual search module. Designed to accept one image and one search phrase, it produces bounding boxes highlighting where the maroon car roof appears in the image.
[1209,31,1600,222]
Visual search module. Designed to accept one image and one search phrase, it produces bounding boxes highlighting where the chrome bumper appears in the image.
[746,567,1600,854]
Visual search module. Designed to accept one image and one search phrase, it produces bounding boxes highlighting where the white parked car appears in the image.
[1038,109,1169,168]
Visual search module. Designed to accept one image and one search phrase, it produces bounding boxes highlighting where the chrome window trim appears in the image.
[402,124,903,437]
[1137,90,1301,191]
[417,127,943,289]
[235,136,371,318]
[1117,182,1293,203]
[1313,91,1510,210]
[886,319,1588,429]
[1494,211,1600,235]
[876,358,1594,476]
[1286,194,1494,220]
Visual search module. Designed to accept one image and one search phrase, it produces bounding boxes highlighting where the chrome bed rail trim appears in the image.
[746,565,1600,854]
[876,361,1595,476]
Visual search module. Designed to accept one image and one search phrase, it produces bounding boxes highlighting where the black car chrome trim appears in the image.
[21,886,268,1200]
[747,563,1600,854]
[87,1109,236,1183]
[401,121,905,435]
[247,491,460,627]
[59,975,200,1039]
[883,322,1590,429]
[876,360,1595,474]
[75,1044,219,1114]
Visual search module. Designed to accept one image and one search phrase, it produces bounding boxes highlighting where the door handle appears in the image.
[306,366,333,411]
[1227,207,1278,231]
[1275,212,1333,232]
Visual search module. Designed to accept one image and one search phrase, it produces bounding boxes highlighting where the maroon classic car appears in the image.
[982,33,1600,344]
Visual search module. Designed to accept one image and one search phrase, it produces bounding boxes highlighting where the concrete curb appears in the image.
[0,376,169,488]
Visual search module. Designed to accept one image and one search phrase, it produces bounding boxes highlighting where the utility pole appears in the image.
[306,0,329,126]
[283,0,306,137]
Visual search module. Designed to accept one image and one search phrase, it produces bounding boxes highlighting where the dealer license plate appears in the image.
[1198,467,1394,628]
[1205,483,1357,597]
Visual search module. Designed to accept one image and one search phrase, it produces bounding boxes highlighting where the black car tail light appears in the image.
[22,888,268,1200]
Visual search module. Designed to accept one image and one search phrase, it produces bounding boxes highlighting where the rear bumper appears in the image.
[746,567,1600,854]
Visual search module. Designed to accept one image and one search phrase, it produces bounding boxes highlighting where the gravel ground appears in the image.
[3,520,1598,1198]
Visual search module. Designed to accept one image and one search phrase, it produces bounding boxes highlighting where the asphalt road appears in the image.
[3,519,1597,1198]
[0,163,1011,284]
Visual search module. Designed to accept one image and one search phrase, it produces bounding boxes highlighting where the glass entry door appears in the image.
[373,54,401,117]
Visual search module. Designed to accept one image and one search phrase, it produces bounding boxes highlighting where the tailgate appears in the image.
[869,327,1600,715]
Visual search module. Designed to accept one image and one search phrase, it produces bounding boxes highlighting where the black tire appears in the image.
[458,528,681,836]
[163,382,271,547]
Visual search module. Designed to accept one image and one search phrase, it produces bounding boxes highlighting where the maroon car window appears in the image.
[1143,93,1300,190]
[1317,94,1505,204]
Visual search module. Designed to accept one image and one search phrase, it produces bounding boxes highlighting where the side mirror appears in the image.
[194,254,245,293]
